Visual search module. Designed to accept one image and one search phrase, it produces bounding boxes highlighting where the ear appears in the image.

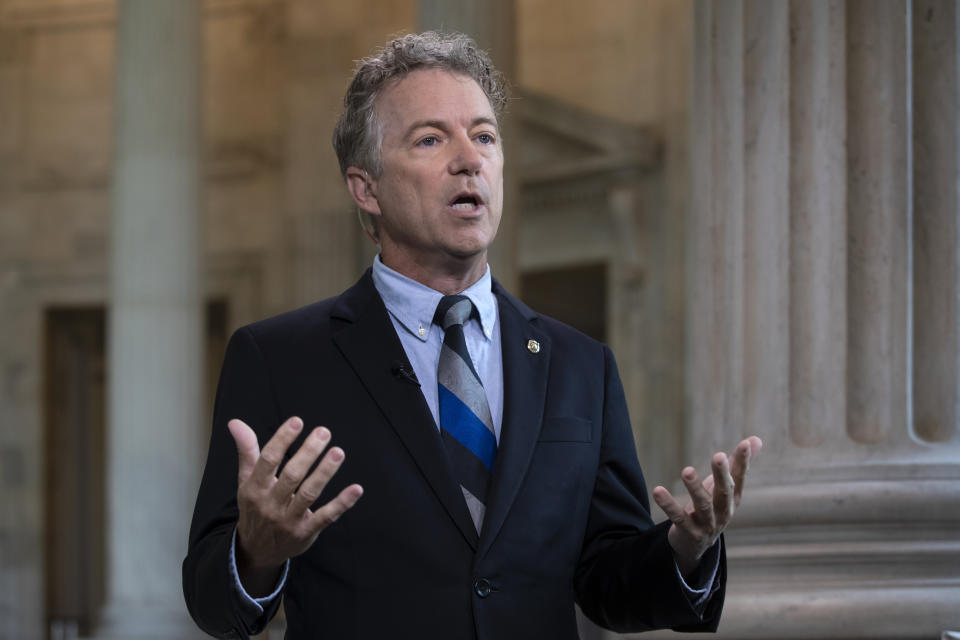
[345,166,382,217]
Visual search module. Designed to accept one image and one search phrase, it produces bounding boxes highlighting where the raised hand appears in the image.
[651,436,762,577]
[228,416,364,596]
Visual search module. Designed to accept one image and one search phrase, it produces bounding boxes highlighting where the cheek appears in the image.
[491,182,504,213]
[401,175,435,207]
[387,180,425,215]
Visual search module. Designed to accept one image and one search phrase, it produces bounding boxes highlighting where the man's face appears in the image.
[359,69,503,276]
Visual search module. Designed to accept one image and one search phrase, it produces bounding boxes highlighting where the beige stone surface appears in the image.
[1,0,957,638]
[518,0,682,126]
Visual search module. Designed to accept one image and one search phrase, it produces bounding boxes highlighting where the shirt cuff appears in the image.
[673,540,721,614]
[228,526,289,614]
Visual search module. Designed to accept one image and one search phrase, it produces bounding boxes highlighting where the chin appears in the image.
[454,236,496,255]
[438,243,487,264]
[440,234,490,255]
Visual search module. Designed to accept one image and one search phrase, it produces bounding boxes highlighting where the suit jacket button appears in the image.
[474,578,492,598]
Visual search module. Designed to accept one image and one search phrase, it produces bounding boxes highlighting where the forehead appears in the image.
[375,68,496,133]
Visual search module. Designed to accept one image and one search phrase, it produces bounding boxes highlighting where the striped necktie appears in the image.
[434,295,496,533]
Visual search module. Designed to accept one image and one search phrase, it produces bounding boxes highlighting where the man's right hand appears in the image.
[227,416,364,597]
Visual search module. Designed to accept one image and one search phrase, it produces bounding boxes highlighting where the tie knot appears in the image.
[434,295,473,330]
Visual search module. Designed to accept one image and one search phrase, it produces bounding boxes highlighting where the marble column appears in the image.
[637,1,960,638]
[99,0,204,637]
[419,0,519,292]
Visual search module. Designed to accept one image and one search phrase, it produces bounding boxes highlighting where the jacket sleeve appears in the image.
[182,327,285,638]
[573,345,726,633]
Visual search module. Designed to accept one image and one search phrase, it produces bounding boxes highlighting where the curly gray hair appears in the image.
[332,31,508,180]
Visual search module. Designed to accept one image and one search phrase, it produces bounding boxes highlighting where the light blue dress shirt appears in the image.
[371,254,503,440]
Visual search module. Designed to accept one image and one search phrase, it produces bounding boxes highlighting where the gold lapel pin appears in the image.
[527,339,540,354]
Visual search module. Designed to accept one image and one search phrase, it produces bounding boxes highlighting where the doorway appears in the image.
[43,301,228,638]
[44,308,106,638]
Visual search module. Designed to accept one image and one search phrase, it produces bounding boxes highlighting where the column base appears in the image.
[629,585,959,640]
[622,472,960,639]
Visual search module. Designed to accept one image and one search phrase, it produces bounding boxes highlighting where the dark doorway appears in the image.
[520,262,607,342]
[44,308,106,638]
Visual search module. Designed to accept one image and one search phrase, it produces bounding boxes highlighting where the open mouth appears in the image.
[449,193,482,212]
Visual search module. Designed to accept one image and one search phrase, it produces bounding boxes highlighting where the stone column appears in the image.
[419,0,519,292]
[638,1,960,638]
[100,1,204,637]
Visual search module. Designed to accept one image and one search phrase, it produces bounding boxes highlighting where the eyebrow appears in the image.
[404,116,499,140]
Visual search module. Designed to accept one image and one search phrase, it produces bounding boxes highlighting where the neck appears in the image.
[379,250,488,295]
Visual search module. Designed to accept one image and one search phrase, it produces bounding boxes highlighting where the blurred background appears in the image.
[0,0,957,638]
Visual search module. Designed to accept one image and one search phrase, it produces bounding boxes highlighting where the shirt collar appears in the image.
[371,254,497,343]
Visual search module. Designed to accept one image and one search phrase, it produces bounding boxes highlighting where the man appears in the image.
[183,32,761,639]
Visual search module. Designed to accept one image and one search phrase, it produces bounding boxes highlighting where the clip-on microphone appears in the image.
[391,360,420,387]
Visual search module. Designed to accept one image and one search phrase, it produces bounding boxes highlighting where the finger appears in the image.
[287,444,346,517]
[227,419,260,485]
[271,426,332,503]
[681,467,714,526]
[702,473,716,495]
[308,483,364,532]
[730,436,759,505]
[247,416,304,488]
[652,486,687,527]
[711,452,734,528]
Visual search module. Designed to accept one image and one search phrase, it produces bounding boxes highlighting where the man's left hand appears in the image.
[652,436,763,577]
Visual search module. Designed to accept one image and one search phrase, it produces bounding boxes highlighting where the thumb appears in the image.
[227,418,260,484]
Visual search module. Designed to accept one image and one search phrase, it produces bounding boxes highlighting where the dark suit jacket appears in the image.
[183,270,725,639]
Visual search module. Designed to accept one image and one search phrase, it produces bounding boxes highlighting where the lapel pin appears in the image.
[527,339,540,354]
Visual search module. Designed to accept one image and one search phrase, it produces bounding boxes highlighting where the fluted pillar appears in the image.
[100,1,204,636]
[644,2,960,638]
[847,0,910,447]
[913,0,960,446]
[419,0,519,292]
[788,0,848,451]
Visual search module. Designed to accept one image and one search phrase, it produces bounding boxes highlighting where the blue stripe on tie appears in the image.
[438,384,497,471]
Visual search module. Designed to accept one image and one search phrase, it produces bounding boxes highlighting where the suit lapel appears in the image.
[477,285,551,560]
[331,272,479,549]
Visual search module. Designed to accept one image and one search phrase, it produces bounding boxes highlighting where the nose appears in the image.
[448,134,483,176]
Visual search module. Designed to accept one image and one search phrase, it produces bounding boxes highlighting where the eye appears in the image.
[476,133,495,145]
[417,135,439,147]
